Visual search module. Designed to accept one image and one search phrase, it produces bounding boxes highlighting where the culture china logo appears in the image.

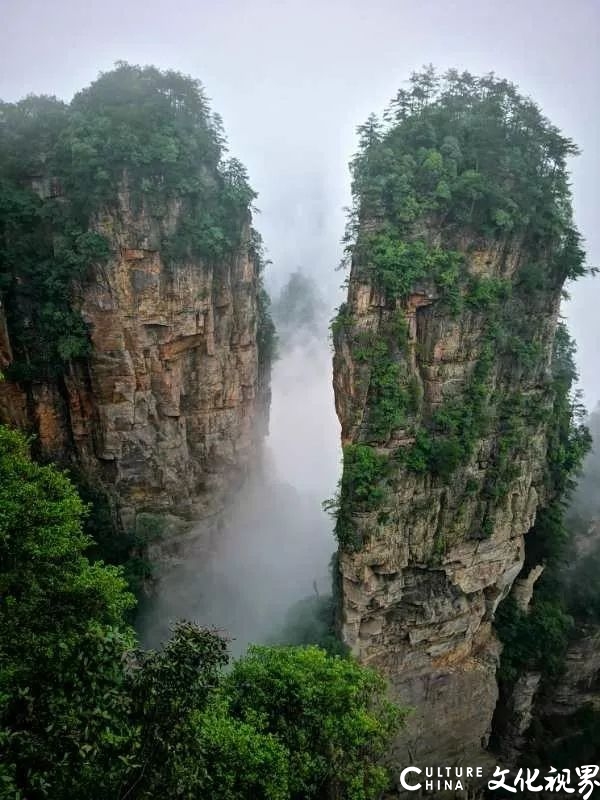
[399,765,600,797]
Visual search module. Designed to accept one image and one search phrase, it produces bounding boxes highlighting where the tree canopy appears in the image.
[0,425,403,800]
[0,63,261,380]
[0,424,135,797]
[331,69,591,555]
[348,67,588,285]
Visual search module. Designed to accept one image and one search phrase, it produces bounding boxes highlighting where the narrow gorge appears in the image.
[0,62,599,800]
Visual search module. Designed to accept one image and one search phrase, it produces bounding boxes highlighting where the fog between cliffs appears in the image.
[138,270,340,657]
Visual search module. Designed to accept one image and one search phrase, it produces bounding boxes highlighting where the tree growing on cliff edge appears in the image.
[0,62,269,381]
[0,425,403,800]
[347,67,588,282]
[332,67,592,548]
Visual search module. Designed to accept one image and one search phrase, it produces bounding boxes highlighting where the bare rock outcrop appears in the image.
[333,237,562,769]
[0,189,268,552]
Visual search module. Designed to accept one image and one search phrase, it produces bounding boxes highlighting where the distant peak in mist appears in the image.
[271,268,328,348]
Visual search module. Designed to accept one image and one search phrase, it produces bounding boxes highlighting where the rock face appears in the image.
[494,628,600,789]
[544,629,600,716]
[491,565,546,763]
[332,236,562,770]
[330,73,589,786]
[0,188,268,549]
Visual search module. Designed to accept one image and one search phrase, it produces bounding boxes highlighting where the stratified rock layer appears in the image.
[333,237,561,769]
[0,190,267,549]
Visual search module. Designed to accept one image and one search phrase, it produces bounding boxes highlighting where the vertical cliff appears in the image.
[0,64,273,551]
[331,69,589,771]
[493,407,600,768]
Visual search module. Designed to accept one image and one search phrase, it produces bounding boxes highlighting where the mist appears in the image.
[2,0,598,407]
[2,0,598,650]
[138,273,340,653]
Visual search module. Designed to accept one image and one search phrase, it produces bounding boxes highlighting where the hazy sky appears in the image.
[1,0,598,406]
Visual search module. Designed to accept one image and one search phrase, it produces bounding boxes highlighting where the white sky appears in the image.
[1,0,598,407]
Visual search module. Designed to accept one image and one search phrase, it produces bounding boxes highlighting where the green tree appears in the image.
[348,68,588,281]
[0,426,403,800]
[226,645,404,800]
[0,63,263,380]
[0,425,135,799]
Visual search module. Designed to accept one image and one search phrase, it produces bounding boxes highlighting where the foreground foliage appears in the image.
[0,426,403,800]
[227,646,402,800]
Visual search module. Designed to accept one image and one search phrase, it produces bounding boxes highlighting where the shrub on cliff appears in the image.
[325,444,389,550]
[495,326,591,688]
